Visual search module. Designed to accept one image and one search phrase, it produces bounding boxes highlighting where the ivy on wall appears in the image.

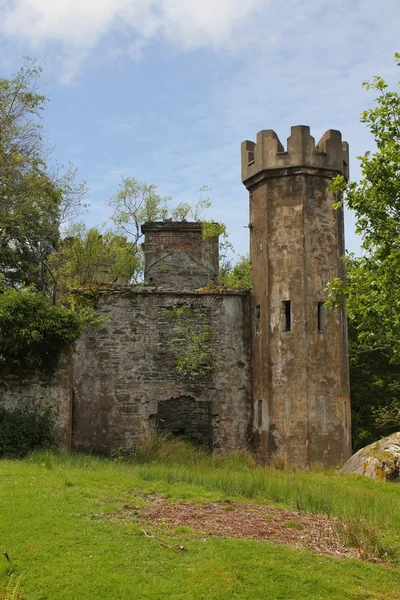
[164,305,218,379]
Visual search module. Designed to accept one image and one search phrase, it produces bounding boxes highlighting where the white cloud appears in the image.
[0,0,265,78]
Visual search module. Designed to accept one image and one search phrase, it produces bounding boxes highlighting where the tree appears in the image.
[49,223,139,293]
[220,255,251,289]
[0,58,86,293]
[108,178,213,271]
[328,53,400,442]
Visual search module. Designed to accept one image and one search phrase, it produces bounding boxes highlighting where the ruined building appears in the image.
[0,126,352,466]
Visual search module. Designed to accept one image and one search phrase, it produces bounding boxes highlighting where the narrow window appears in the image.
[257,400,263,428]
[281,300,291,332]
[318,302,325,333]
[255,304,261,337]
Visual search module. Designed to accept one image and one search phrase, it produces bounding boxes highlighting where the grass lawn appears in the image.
[1,442,400,599]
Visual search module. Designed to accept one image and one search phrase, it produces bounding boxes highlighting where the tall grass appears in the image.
[0,575,23,600]
[26,434,400,559]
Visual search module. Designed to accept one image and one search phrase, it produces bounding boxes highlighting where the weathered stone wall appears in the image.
[0,352,72,449]
[142,222,219,290]
[72,288,251,454]
[242,125,352,466]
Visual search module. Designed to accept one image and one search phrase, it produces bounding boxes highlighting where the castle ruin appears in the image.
[0,126,352,466]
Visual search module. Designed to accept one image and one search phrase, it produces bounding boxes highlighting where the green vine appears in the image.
[163,305,218,379]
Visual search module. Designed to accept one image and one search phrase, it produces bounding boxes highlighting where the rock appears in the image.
[341,432,400,481]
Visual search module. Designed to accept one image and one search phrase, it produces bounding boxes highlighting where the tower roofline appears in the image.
[241,125,349,187]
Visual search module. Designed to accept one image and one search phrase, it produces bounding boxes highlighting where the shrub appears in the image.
[0,287,84,372]
[0,407,54,458]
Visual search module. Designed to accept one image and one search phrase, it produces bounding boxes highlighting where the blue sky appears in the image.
[0,0,399,257]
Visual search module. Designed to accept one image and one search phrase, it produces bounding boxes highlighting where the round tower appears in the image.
[241,125,352,466]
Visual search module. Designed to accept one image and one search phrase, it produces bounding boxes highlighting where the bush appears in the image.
[0,287,83,372]
[0,407,54,458]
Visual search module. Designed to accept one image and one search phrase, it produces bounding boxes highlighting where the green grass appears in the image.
[1,441,400,599]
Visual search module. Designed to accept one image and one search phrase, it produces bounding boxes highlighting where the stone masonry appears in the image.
[242,125,352,465]
[142,222,219,289]
[72,288,251,454]
[0,125,352,467]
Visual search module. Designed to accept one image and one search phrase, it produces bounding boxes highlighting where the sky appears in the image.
[0,0,399,257]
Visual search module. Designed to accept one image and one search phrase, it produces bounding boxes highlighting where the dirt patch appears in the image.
[136,498,359,560]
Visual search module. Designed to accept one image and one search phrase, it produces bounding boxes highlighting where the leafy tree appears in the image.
[328,53,400,441]
[108,177,171,245]
[0,58,86,293]
[348,323,400,449]
[109,178,250,288]
[220,255,251,289]
[108,178,212,256]
[50,222,140,291]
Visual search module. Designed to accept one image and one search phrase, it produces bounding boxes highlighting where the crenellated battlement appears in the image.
[241,125,349,186]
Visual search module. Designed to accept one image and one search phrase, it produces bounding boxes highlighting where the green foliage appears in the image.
[327,53,400,359]
[50,223,140,291]
[0,58,86,294]
[0,287,83,372]
[346,323,400,450]
[171,187,212,221]
[202,221,227,239]
[108,180,214,280]
[0,407,54,458]
[220,256,251,289]
[109,179,211,238]
[164,305,218,379]
[202,220,242,285]
[327,54,400,440]
[109,177,171,238]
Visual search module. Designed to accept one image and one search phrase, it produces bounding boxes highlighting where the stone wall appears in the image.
[0,352,72,449]
[72,287,251,454]
[142,222,219,290]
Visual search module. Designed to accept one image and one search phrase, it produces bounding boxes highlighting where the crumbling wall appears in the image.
[72,288,251,454]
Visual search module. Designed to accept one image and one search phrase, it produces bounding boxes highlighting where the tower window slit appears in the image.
[318,302,325,333]
[255,304,261,337]
[257,400,263,428]
[281,300,291,332]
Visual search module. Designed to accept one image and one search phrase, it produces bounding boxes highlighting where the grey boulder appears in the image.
[341,432,400,481]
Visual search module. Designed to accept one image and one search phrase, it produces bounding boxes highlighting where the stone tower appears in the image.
[241,125,352,466]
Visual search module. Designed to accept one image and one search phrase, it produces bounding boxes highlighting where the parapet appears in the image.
[241,125,349,187]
